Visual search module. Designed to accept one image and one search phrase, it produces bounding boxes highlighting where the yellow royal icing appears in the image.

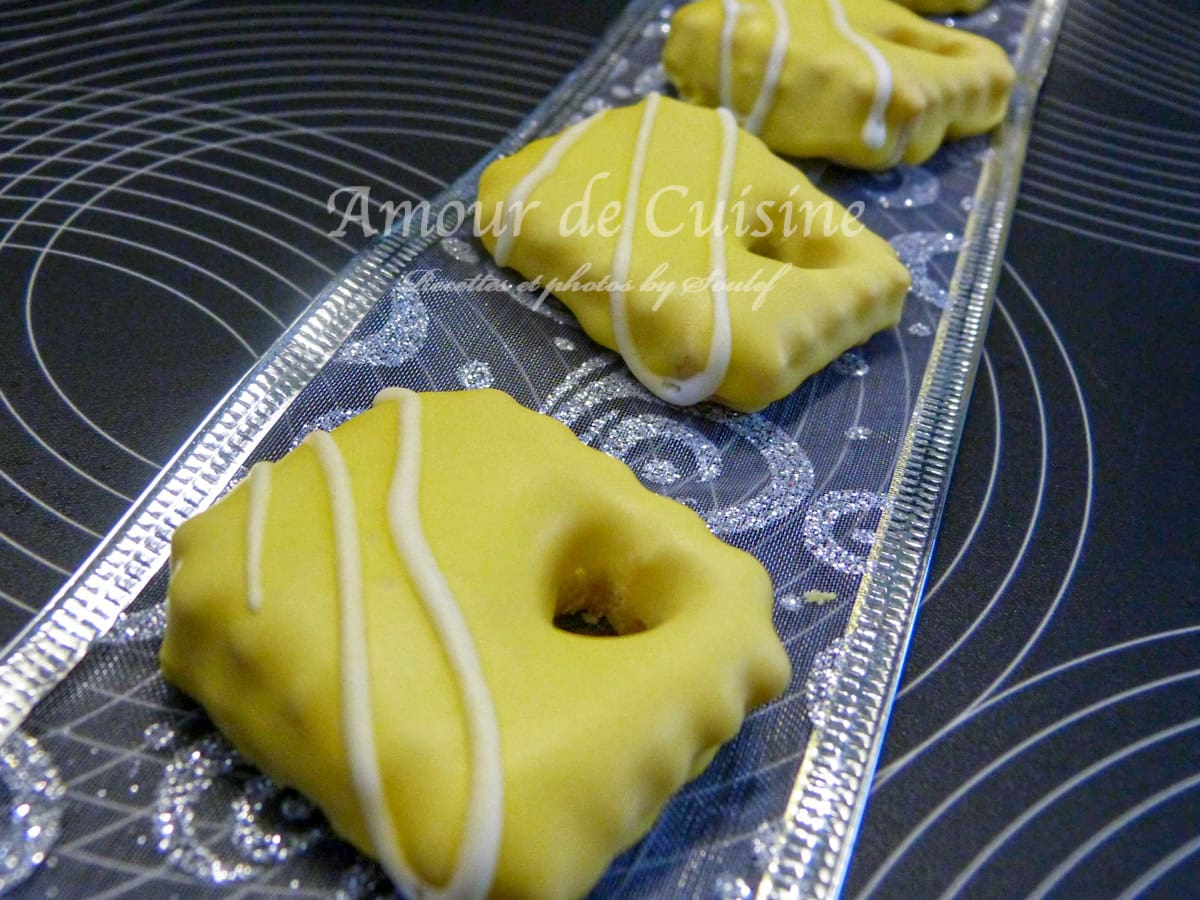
[162,388,790,899]
[664,0,1015,169]
[477,95,911,412]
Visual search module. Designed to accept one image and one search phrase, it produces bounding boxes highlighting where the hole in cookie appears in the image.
[553,609,621,637]
[742,200,856,270]
[554,569,647,637]
[748,231,847,270]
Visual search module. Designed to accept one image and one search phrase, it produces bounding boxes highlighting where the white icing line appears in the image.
[744,0,790,135]
[609,94,663,396]
[493,115,597,267]
[610,97,735,406]
[825,0,893,150]
[376,387,504,899]
[705,107,738,393]
[244,461,271,614]
[719,0,740,113]
[306,429,420,896]
[308,402,503,898]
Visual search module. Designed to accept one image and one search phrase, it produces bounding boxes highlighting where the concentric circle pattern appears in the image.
[0,1,1197,898]
[0,0,600,631]
[845,0,1200,895]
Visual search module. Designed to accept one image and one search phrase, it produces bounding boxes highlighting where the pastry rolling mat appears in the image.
[0,0,1067,897]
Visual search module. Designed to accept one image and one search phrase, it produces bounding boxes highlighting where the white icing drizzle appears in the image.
[610,95,736,406]
[718,0,739,112]
[244,462,271,613]
[305,430,410,892]
[494,115,596,267]
[307,421,501,900]
[718,0,789,135]
[376,387,504,899]
[824,0,893,150]
[744,0,789,135]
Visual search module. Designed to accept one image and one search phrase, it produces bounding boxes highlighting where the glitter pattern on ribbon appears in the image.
[0,733,63,894]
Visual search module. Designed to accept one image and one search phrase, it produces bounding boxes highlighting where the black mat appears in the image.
[1,1,1197,896]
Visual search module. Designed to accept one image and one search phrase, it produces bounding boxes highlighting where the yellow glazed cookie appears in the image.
[162,388,790,900]
[662,0,1015,168]
[476,94,910,412]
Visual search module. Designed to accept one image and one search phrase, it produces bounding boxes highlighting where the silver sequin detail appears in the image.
[499,277,578,326]
[942,6,1004,28]
[98,603,166,645]
[568,96,612,126]
[907,321,933,337]
[639,459,682,485]
[456,360,495,390]
[831,350,870,377]
[143,722,176,751]
[582,96,610,115]
[337,283,429,366]
[440,236,480,264]
[578,409,619,448]
[714,873,752,900]
[803,491,890,574]
[705,408,814,535]
[312,407,360,432]
[641,19,671,39]
[553,336,576,352]
[156,736,251,883]
[231,775,325,866]
[632,63,668,96]
[852,527,877,545]
[599,414,722,486]
[289,407,363,450]
[0,733,64,894]
[804,636,852,730]
[752,819,787,864]
[155,736,323,883]
[777,593,803,612]
[542,355,814,534]
[539,353,631,419]
[890,231,965,310]
[862,166,939,209]
[845,425,872,441]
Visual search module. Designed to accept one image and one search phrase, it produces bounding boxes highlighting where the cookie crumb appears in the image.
[802,590,838,606]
